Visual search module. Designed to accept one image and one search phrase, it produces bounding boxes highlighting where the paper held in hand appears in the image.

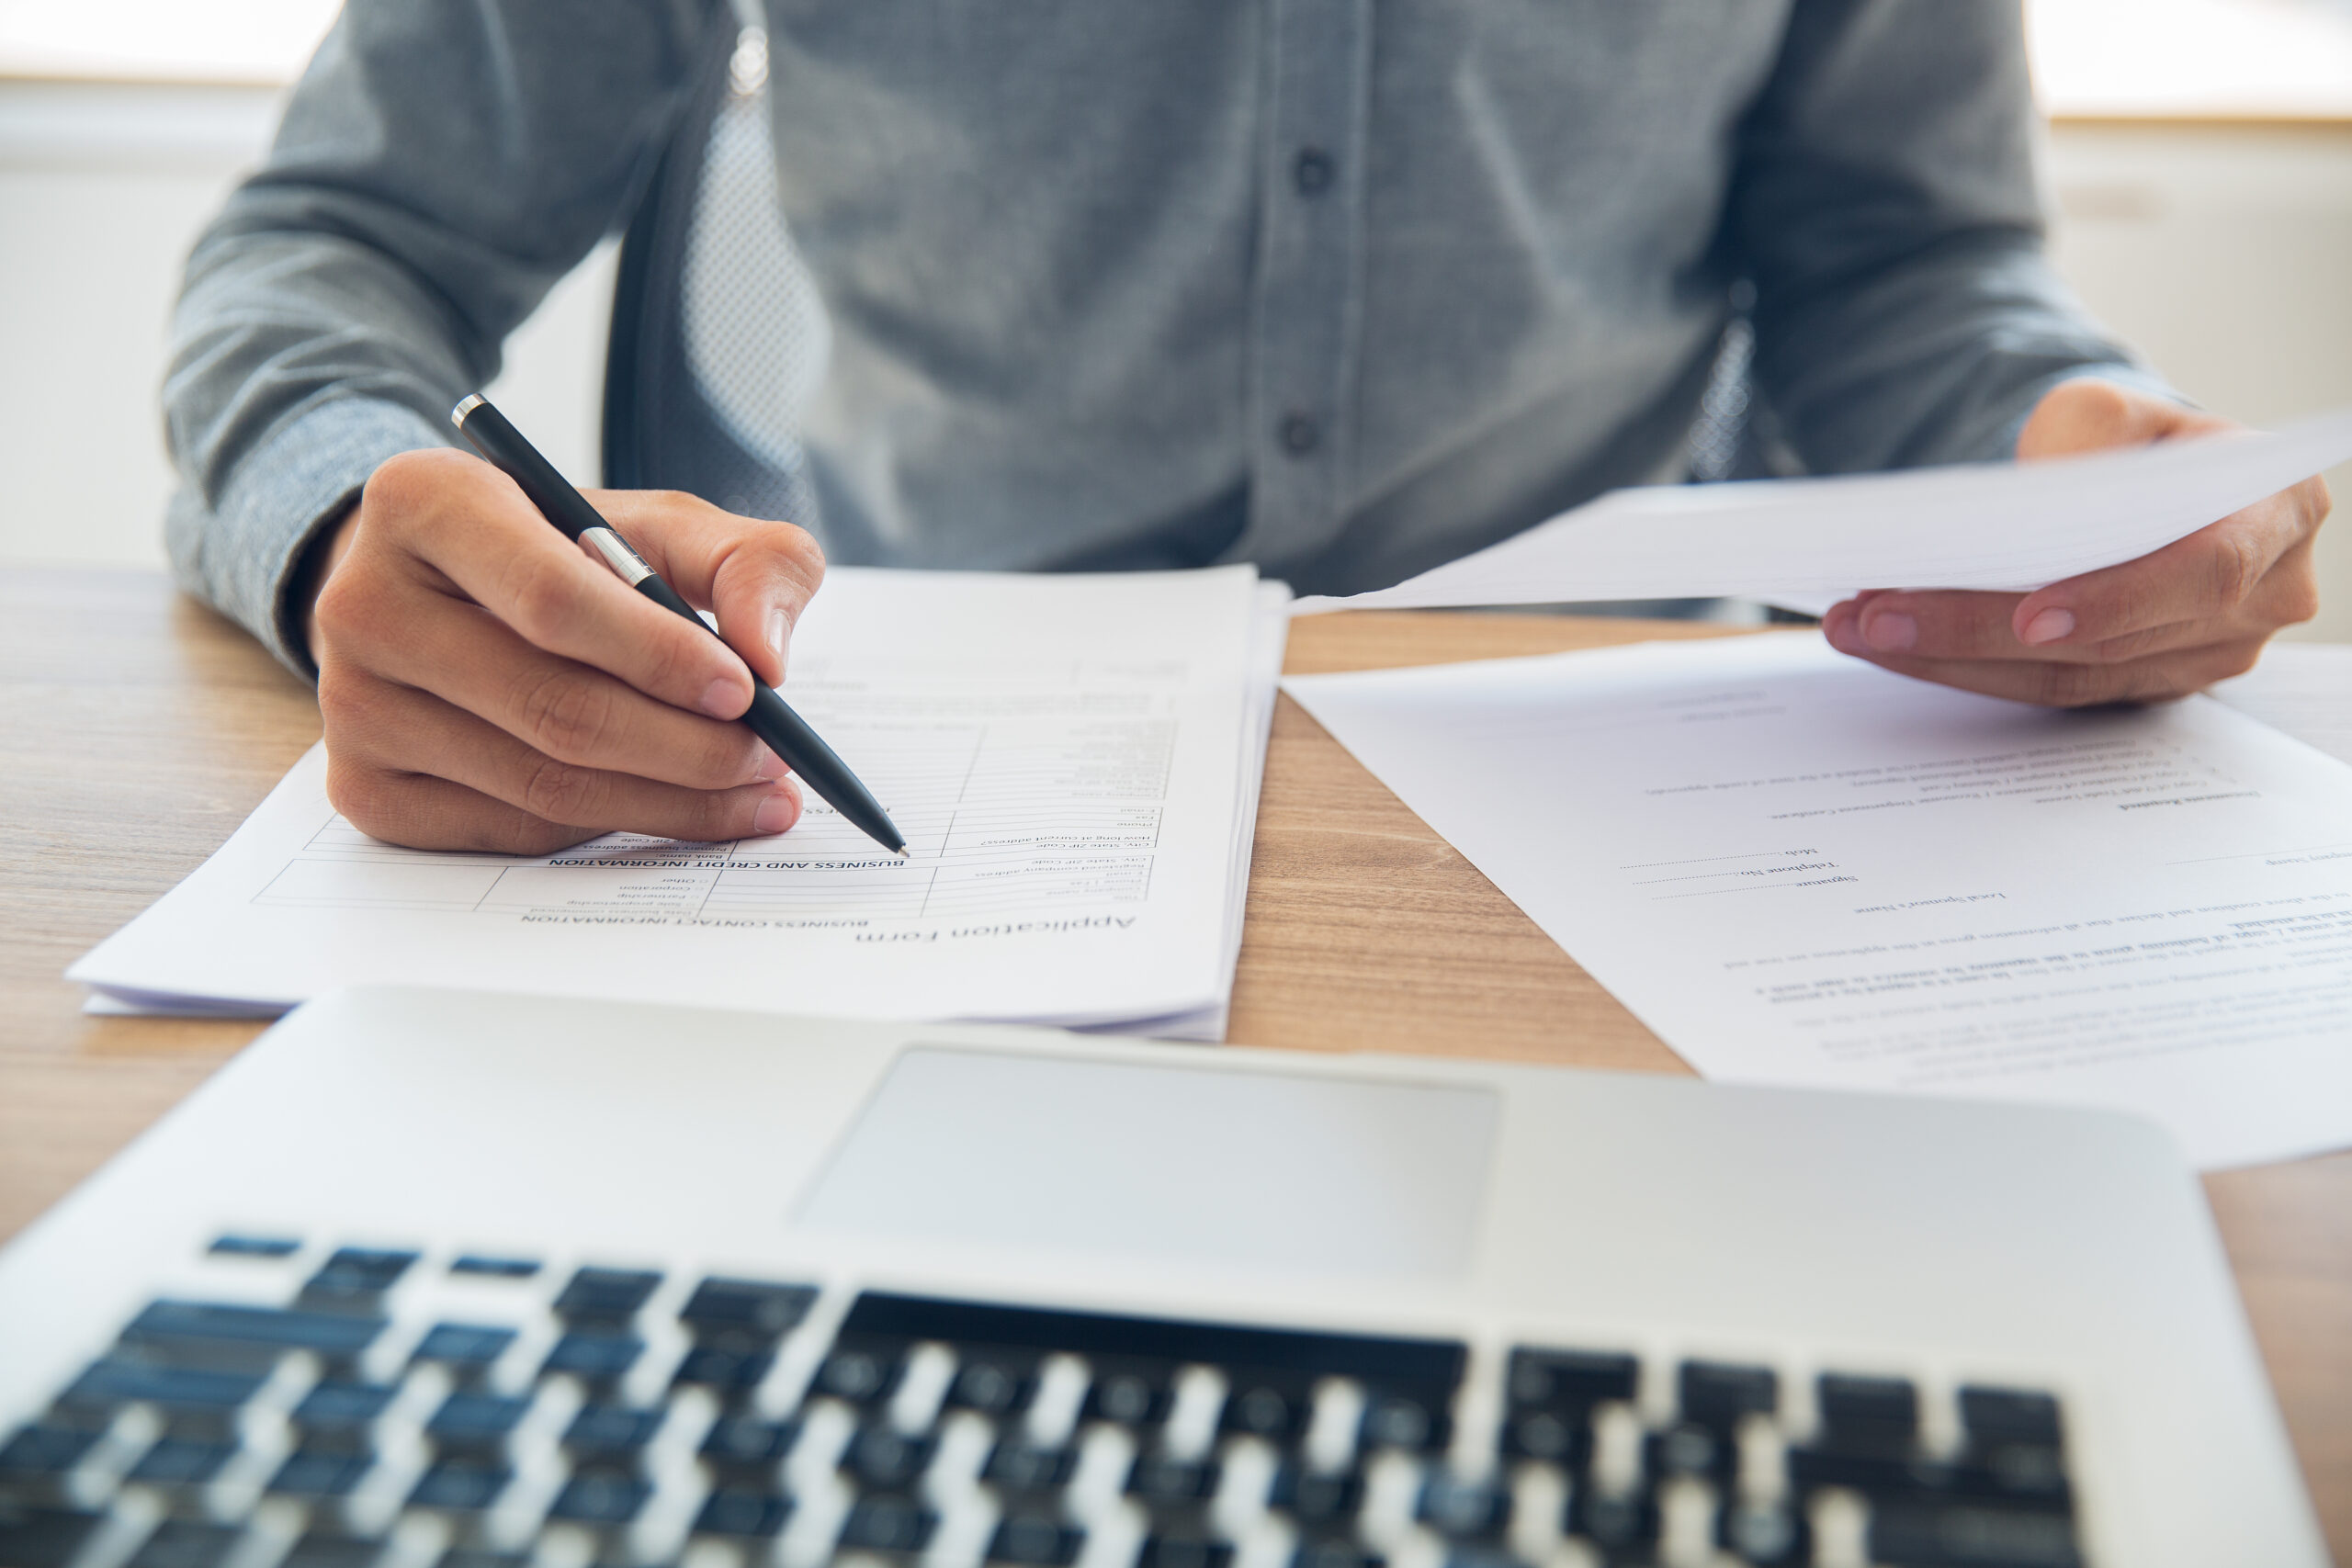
[1293,406,2352,616]
[72,567,1290,1042]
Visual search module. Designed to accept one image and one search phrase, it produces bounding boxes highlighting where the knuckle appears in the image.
[513,666,620,760]
[503,555,586,647]
[324,757,401,842]
[517,752,605,825]
[2206,531,2265,611]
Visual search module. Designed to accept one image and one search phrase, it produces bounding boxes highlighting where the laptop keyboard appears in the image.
[0,1238,2082,1568]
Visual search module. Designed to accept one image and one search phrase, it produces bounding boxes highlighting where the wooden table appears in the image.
[4,569,2346,1556]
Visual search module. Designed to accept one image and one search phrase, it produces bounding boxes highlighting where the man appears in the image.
[164,1,2329,856]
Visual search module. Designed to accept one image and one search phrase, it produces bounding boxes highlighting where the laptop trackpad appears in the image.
[795,1048,1498,1280]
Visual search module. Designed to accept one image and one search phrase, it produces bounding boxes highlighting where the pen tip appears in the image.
[895,847,910,860]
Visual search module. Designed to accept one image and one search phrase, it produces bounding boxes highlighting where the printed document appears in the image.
[1293,407,2352,615]
[1286,634,2352,1168]
[74,568,1290,1040]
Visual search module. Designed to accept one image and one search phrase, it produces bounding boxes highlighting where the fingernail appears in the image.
[765,607,788,667]
[752,785,799,835]
[700,676,743,718]
[1862,611,1917,652]
[754,747,787,782]
[2022,607,2076,645]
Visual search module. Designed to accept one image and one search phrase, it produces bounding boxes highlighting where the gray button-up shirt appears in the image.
[165,0,2152,674]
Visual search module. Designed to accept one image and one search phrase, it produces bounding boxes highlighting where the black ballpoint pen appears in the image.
[450,393,908,858]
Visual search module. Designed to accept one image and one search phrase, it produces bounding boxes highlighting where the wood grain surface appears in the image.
[2,570,2345,1557]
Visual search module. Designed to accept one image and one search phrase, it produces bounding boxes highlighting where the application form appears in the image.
[1286,634,2352,1168]
[74,567,1288,1040]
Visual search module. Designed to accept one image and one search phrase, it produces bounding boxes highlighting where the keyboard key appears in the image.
[0,1504,104,1568]
[1084,1363,1176,1427]
[695,1486,793,1539]
[540,1331,643,1382]
[1646,1424,1730,1481]
[1128,1454,1220,1504]
[1569,1488,1657,1550]
[1417,1475,1510,1539]
[121,1301,386,1365]
[1720,1500,1806,1564]
[424,1393,530,1452]
[700,1416,801,1472]
[1288,1547,1371,1568]
[277,1533,384,1568]
[1507,1348,1638,1413]
[1360,1393,1448,1452]
[1220,1377,1309,1440]
[207,1235,301,1259]
[989,1514,1085,1565]
[1677,1361,1777,1430]
[447,1256,539,1280]
[678,1279,816,1343]
[838,1494,937,1553]
[552,1269,662,1325]
[268,1448,375,1498]
[59,1359,266,1428]
[1958,1388,2064,1450]
[562,1404,662,1461]
[1268,1464,1363,1528]
[982,1441,1078,1493]
[842,1427,935,1489]
[410,1325,515,1373]
[128,1519,243,1568]
[128,1438,236,1486]
[945,1352,1039,1416]
[1817,1374,1919,1453]
[0,1425,101,1478]
[1143,1540,1235,1568]
[408,1461,513,1512]
[294,1382,400,1448]
[301,1248,420,1306]
[547,1472,650,1525]
[671,1344,774,1395]
[813,1340,908,1404]
[1868,1499,2080,1567]
[1500,1409,1589,1464]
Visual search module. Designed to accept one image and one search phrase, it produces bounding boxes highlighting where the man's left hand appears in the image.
[1820,378,2333,705]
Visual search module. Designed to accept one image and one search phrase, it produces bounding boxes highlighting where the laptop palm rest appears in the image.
[795,1047,1500,1280]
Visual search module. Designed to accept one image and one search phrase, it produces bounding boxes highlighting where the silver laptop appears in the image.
[0,987,2321,1568]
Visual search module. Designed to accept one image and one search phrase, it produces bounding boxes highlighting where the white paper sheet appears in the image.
[74,567,1290,1040]
[2211,642,2352,769]
[1293,407,2352,615]
[1286,633,2352,1168]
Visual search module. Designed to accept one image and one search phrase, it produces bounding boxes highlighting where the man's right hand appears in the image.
[302,446,825,855]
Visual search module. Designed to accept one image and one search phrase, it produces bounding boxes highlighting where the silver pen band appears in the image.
[581,525,654,587]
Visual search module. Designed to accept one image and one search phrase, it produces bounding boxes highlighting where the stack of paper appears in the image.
[74,566,1291,1041]
[1293,407,2352,615]
[1286,633,2352,1168]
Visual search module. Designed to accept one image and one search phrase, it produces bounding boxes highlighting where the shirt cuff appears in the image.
[166,396,456,682]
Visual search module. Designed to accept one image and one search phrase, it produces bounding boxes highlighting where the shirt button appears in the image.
[1292,147,1335,197]
[1279,412,1320,456]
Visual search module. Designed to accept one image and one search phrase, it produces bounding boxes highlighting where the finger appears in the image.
[588,490,825,689]
[327,751,605,857]
[1828,581,2302,667]
[360,448,759,719]
[326,670,804,840]
[1827,635,2268,708]
[2007,480,2324,650]
[351,589,788,792]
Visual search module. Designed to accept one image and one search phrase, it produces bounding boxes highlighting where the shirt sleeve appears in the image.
[162,0,721,678]
[1725,0,2178,479]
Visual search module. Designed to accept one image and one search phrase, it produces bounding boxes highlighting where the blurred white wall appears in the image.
[0,31,2347,633]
